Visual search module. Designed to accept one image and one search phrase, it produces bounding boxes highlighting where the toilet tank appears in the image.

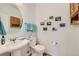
[29,36,37,47]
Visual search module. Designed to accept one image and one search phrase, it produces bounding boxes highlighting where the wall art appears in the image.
[47,22,51,25]
[43,27,47,31]
[60,23,65,27]
[49,16,54,19]
[55,16,61,21]
[52,27,57,31]
[40,22,45,25]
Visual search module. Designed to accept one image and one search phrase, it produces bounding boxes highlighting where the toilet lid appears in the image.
[34,45,45,51]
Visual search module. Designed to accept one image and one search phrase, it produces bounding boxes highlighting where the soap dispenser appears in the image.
[1,35,5,45]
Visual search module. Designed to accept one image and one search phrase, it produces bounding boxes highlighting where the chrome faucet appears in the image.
[10,38,16,43]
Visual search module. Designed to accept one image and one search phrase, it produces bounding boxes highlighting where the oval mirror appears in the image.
[0,4,23,34]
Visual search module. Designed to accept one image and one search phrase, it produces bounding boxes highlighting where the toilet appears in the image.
[29,34,45,56]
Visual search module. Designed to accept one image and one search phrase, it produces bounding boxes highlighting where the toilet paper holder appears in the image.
[52,41,58,45]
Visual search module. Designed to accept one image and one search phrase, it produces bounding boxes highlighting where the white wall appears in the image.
[36,3,76,56]
[23,3,36,23]
[73,25,79,55]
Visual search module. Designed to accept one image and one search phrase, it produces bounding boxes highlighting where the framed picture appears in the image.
[49,16,54,19]
[55,16,61,21]
[40,22,45,25]
[43,27,47,31]
[60,23,65,27]
[52,27,57,31]
[47,22,51,25]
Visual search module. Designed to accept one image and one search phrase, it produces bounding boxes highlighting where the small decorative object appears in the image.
[55,16,61,21]
[40,22,45,25]
[49,16,54,19]
[43,27,47,31]
[52,27,57,31]
[1,35,5,45]
[47,22,51,25]
[60,23,65,27]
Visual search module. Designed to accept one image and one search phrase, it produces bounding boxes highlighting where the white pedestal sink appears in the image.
[0,39,29,55]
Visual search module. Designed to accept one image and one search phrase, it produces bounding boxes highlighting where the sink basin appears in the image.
[0,39,29,54]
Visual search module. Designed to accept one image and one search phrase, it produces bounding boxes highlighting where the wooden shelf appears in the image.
[70,3,79,25]
[71,10,79,18]
[10,16,21,27]
[71,11,79,24]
